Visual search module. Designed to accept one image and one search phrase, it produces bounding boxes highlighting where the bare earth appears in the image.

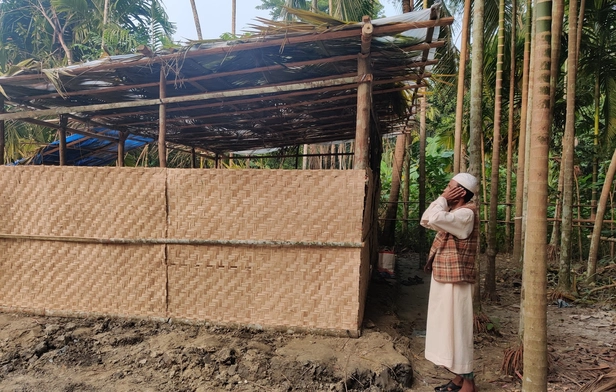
[1,254,614,391]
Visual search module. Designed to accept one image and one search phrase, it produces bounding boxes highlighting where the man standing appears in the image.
[420,173,479,392]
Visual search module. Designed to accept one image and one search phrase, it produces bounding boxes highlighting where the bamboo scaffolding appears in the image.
[0,77,361,122]
[92,79,425,126]
[18,43,442,102]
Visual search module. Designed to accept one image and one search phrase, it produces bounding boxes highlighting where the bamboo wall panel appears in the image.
[0,167,368,334]
[167,246,361,331]
[167,170,365,243]
[0,166,167,239]
[0,241,166,317]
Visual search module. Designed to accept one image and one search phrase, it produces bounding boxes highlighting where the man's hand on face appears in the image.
[441,185,466,205]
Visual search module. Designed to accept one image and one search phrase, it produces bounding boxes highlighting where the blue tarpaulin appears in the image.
[13,128,153,166]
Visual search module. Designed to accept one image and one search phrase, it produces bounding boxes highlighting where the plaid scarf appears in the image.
[428,202,479,283]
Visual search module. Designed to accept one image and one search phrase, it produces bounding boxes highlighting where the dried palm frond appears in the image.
[578,368,616,392]
[283,7,349,28]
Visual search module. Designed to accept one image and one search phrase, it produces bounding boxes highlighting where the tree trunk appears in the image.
[522,0,551,388]
[587,148,616,283]
[232,0,237,36]
[102,0,110,50]
[189,0,203,40]
[519,4,537,339]
[402,135,411,237]
[558,0,579,292]
[591,76,600,218]
[419,95,427,262]
[547,0,565,251]
[485,0,506,301]
[549,165,564,246]
[512,0,532,266]
[454,0,472,174]
[505,0,517,253]
[312,0,318,12]
[469,0,485,302]
[381,135,407,246]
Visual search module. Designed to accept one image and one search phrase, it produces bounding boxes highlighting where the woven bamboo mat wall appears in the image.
[0,240,166,317]
[0,166,168,317]
[168,245,361,331]
[0,167,368,334]
[0,167,167,239]
[167,170,364,243]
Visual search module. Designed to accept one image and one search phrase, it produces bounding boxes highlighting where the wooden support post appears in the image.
[191,147,197,168]
[158,67,167,168]
[354,16,373,170]
[419,92,427,260]
[0,98,4,165]
[117,131,127,167]
[59,115,68,166]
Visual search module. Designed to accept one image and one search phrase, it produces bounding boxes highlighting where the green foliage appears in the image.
[257,0,384,22]
[0,0,175,70]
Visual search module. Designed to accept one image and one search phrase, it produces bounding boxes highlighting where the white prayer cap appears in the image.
[452,173,479,194]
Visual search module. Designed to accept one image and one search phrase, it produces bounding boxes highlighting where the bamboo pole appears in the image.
[191,147,197,168]
[158,67,167,167]
[99,79,426,123]
[0,97,4,165]
[59,115,68,166]
[21,45,442,102]
[21,118,119,142]
[0,77,361,122]
[353,16,373,170]
[0,233,363,248]
[419,93,427,260]
[117,131,126,167]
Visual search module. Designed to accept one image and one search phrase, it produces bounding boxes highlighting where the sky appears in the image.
[163,0,401,43]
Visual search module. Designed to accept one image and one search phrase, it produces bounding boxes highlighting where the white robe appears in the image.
[421,196,475,375]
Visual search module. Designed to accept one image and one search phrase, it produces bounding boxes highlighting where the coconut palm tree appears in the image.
[0,0,175,67]
[522,0,552,388]
[558,0,580,292]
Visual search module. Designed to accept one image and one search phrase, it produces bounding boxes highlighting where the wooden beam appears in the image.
[354,16,373,170]
[158,67,167,167]
[0,97,4,164]
[117,131,127,167]
[59,115,68,166]
[0,76,360,121]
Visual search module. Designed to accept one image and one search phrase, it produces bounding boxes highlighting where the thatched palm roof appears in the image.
[0,6,453,163]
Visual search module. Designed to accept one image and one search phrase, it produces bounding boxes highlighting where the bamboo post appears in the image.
[59,115,68,166]
[419,93,427,262]
[158,67,167,167]
[117,131,127,167]
[0,97,4,165]
[353,16,373,170]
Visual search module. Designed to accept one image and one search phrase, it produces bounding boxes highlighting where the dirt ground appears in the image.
[1,253,615,392]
